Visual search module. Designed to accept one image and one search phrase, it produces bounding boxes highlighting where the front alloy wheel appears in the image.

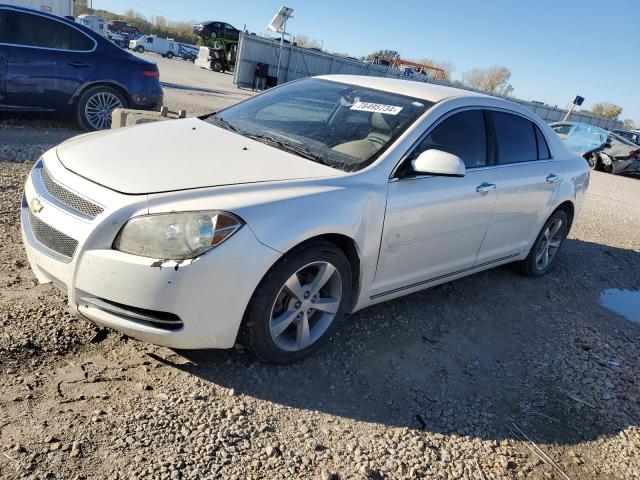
[242,240,352,364]
[270,261,342,352]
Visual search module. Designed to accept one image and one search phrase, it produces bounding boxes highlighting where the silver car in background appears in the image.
[21,76,590,363]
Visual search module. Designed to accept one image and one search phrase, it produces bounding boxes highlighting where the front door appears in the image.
[477,111,563,263]
[3,10,97,111]
[372,109,498,297]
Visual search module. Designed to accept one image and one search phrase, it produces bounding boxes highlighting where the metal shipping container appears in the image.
[1,0,73,17]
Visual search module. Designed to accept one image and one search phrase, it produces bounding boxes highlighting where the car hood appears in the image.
[55,118,344,194]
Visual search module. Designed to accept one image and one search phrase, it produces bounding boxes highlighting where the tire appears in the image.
[585,153,598,170]
[166,51,174,59]
[75,85,127,131]
[136,45,144,53]
[211,60,223,72]
[513,209,569,277]
[242,240,353,364]
[599,153,613,174]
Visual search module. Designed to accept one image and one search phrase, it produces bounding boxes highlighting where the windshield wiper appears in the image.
[243,132,329,165]
[208,115,238,132]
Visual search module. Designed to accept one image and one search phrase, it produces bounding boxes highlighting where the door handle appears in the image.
[67,62,90,68]
[546,174,561,183]
[476,183,497,194]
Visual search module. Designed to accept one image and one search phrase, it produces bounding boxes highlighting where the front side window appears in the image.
[410,110,487,168]
[492,111,538,163]
[207,78,431,172]
[9,12,93,50]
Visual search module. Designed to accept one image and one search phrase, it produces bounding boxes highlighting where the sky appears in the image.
[94,0,640,123]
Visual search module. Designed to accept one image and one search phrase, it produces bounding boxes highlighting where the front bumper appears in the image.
[21,152,280,349]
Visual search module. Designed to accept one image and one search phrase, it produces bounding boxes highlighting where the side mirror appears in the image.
[411,149,466,177]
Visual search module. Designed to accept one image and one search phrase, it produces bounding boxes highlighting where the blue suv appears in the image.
[0,4,163,130]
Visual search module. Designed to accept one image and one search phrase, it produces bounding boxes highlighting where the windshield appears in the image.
[206,78,431,172]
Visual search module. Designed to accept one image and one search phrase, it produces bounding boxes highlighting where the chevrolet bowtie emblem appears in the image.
[29,198,44,214]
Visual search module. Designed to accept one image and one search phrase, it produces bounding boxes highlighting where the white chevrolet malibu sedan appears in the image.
[21,75,590,363]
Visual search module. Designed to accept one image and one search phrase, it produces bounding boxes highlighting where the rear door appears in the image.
[4,10,97,111]
[476,110,562,263]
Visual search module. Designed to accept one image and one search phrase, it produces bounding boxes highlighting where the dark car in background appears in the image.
[193,21,240,41]
[0,4,163,130]
[107,19,140,36]
[612,128,640,146]
[551,122,639,174]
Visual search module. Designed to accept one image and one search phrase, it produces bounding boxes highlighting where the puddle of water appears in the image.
[600,289,640,323]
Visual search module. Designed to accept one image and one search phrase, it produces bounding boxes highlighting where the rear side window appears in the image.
[535,126,551,159]
[0,10,18,43]
[11,12,94,51]
[491,111,538,163]
[412,110,487,168]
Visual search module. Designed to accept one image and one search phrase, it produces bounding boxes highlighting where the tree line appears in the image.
[74,1,197,44]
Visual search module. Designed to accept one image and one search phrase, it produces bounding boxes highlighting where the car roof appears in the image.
[317,74,491,103]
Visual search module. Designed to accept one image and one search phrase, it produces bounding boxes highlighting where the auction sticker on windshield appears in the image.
[350,102,403,115]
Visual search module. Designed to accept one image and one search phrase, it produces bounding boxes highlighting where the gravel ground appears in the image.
[1,133,639,479]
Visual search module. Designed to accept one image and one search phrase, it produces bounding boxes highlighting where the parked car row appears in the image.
[0,4,163,130]
[551,122,639,175]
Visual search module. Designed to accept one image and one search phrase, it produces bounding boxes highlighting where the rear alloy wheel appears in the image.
[513,210,568,277]
[166,51,174,59]
[242,240,352,364]
[211,60,223,72]
[76,85,126,131]
[586,153,598,170]
[136,45,144,53]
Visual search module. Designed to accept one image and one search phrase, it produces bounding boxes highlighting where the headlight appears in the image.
[113,211,243,260]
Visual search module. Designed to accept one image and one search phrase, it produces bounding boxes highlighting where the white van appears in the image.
[130,35,179,59]
[76,14,106,36]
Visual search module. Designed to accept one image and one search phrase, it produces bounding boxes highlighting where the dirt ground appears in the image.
[0,131,639,479]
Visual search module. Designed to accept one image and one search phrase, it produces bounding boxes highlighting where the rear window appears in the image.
[9,11,94,51]
[492,111,538,163]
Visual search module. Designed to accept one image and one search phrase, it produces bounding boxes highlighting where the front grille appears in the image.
[28,211,79,259]
[40,168,104,219]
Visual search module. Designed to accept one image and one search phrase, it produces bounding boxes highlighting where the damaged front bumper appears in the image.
[21,151,280,349]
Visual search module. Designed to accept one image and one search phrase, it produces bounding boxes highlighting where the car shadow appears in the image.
[159,238,639,445]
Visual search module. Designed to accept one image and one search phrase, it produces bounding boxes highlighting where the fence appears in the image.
[233,34,623,130]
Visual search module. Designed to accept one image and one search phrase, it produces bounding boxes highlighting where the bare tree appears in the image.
[294,35,322,49]
[591,102,623,120]
[462,66,514,96]
[74,0,90,16]
[622,118,637,130]
[154,16,168,28]
[436,61,455,81]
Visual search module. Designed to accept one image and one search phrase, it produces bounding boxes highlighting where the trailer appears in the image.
[76,14,106,36]
[1,0,73,17]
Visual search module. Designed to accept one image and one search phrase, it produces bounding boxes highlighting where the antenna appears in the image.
[267,6,294,32]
